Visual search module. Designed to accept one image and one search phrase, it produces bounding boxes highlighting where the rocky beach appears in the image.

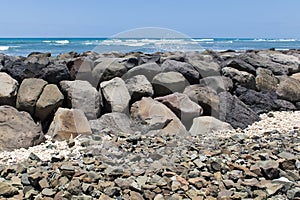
[0,49,300,199]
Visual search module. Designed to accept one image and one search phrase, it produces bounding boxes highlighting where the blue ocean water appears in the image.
[0,38,300,56]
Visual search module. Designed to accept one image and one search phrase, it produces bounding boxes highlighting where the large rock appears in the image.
[235,87,277,114]
[189,116,233,135]
[185,55,220,78]
[16,78,48,115]
[47,108,92,140]
[67,57,94,81]
[92,58,127,87]
[222,58,256,74]
[161,60,200,84]
[125,75,154,102]
[35,84,64,121]
[37,64,71,84]
[183,85,219,116]
[131,97,187,135]
[222,67,256,89]
[100,77,131,113]
[0,106,45,151]
[0,72,19,106]
[199,76,233,93]
[219,92,260,129]
[89,112,133,135]
[155,93,203,129]
[276,77,300,102]
[122,62,162,82]
[255,68,278,92]
[152,72,188,96]
[60,80,101,120]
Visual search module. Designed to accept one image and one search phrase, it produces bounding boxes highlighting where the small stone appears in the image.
[21,173,31,185]
[129,191,144,200]
[67,179,82,195]
[218,189,233,199]
[265,183,283,196]
[28,152,42,162]
[67,138,76,148]
[0,182,19,197]
[39,178,50,189]
[41,188,56,197]
[287,187,300,199]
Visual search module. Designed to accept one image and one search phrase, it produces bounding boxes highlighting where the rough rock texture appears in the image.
[60,80,101,120]
[189,116,233,135]
[125,75,154,102]
[16,78,48,115]
[47,108,92,140]
[161,59,200,84]
[37,64,71,84]
[199,76,233,93]
[0,72,19,106]
[222,67,256,89]
[122,62,162,82]
[0,106,45,151]
[155,93,203,129]
[131,97,187,135]
[255,67,278,92]
[183,85,219,116]
[186,54,220,78]
[276,77,300,102]
[35,84,64,121]
[100,77,131,113]
[67,57,94,81]
[89,112,133,135]
[219,92,260,129]
[92,58,127,87]
[152,72,188,96]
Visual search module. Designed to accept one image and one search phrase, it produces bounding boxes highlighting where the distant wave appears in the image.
[42,40,52,43]
[193,38,214,42]
[253,38,297,42]
[0,46,9,51]
[55,40,70,44]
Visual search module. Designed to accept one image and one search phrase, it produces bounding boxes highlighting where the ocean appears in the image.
[0,38,300,56]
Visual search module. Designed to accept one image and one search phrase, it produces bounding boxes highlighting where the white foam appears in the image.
[55,40,69,44]
[193,38,214,42]
[0,46,9,51]
[42,40,52,43]
[253,38,297,42]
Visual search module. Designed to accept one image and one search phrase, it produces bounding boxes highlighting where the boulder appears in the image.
[0,72,19,106]
[47,108,92,140]
[222,67,256,89]
[152,72,188,96]
[35,84,64,121]
[183,85,219,116]
[255,68,278,92]
[100,77,131,113]
[155,93,203,129]
[189,116,233,135]
[60,80,101,120]
[185,55,220,78]
[16,78,48,115]
[122,62,162,82]
[89,112,133,135]
[67,57,94,81]
[131,97,187,135]
[0,106,45,151]
[290,72,300,81]
[199,76,233,93]
[275,99,296,111]
[276,77,300,102]
[161,60,200,84]
[219,92,260,129]
[125,75,154,102]
[235,87,277,114]
[37,64,71,84]
[92,58,127,87]
[222,58,256,74]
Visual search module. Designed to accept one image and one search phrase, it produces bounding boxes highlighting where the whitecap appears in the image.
[193,38,214,42]
[55,40,70,44]
[0,46,9,51]
[42,40,52,43]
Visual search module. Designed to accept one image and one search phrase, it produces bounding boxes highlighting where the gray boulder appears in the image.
[100,77,131,113]
[125,75,154,102]
[155,92,203,129]
[152,72,188,96]
[189,116,233,136]
[183,85,219,116]
[199,76,233,93]
[0,105,45,151]
[67,57,94,81]
[276,77,300,102]
[35,84,64,121]
[219,92,260,129]
[60,80,101,120]
[0,72,19,106]
[122,62,162,82]
[161,60,200,84]
[16,78,48,115]
[186,55,220,78]
[222,67,256,89]
[255,68,278,92]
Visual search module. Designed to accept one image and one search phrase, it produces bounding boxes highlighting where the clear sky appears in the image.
[1,0,299,38]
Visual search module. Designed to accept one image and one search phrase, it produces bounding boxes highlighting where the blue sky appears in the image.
[1,0,299,38]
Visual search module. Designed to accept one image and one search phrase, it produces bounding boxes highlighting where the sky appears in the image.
[0,0,299,38]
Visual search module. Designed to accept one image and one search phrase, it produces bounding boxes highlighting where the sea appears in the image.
[0,38,300,56]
